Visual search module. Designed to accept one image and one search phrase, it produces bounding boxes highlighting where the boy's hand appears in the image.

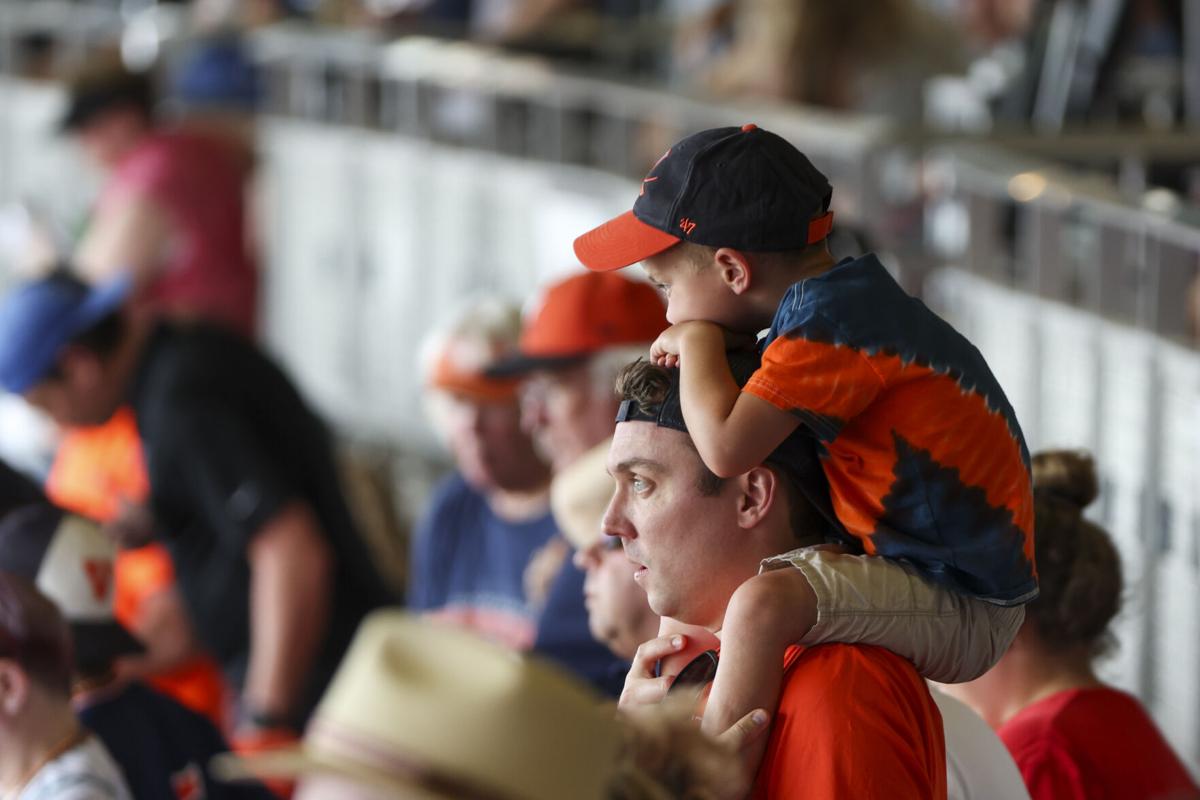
[651,321,754,368]
[619,633,690,711]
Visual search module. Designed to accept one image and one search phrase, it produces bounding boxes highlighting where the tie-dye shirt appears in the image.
[743,255,1036,604]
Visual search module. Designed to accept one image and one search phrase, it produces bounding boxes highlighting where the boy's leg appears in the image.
[765,545,1026,683]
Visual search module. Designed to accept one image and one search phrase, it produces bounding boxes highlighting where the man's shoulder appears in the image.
[134,324,283,417]
[774,642,940,744]
[754,643,946,799]
[781,642,927,696]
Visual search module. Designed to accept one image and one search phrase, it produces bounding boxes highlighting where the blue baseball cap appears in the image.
[0,273,133,393]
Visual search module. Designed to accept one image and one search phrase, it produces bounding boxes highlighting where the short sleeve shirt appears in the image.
[130,323,397,722]
[13,737,132,800]
[751,643,947,799]
[408,472,558,649]
[743,254,1035,604]
[102,132,258,336]
[998,687,1199,800]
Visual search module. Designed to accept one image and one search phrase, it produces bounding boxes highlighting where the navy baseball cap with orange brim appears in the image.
[574,124,834,272]
[486,272,668,377]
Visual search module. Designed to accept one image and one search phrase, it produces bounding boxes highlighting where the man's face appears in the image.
[76,109,146,171]
[519,364,618,473]
[573,536,659,661]
[602,422,752,629]
[22,355,116,428]
[439,392,545,494]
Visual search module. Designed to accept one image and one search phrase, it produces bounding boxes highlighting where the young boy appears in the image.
[573,125,1036,751]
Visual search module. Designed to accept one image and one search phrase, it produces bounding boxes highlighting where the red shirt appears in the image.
[102,131,258,336]
[750,644,947,799]
[998,687,1198,800]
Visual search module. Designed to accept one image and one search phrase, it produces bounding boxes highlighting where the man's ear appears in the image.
[0,659,31,717]
[713,248,753,295]
[736,465,778,530]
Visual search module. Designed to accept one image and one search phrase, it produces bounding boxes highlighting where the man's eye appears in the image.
[631,476,651,493]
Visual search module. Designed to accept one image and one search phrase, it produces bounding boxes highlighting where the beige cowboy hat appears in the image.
[212,610,623,800]
[551,439,614,552]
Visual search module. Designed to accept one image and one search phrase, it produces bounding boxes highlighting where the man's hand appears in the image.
[104,499,158,549]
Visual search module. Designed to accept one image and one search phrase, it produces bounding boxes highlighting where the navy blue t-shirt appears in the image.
[409,472,558,649]
[79,681,273,800]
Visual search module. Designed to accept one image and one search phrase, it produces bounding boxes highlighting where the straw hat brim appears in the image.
[210,747,447,800]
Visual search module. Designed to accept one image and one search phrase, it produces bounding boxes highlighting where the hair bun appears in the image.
[1032,450,1098,509]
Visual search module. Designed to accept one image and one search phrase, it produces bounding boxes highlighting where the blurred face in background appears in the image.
[438,391,547,495]
[76,108,148,171]
[574,535,660,661]
[23,349,122,428]
[519,363,619,473]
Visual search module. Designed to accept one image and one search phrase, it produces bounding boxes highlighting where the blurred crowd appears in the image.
[0,2,1197,800]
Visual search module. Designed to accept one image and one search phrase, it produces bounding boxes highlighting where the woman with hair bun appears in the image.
[947,450,1198,800]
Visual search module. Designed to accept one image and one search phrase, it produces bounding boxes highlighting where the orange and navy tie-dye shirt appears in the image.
[743,255,1036,604]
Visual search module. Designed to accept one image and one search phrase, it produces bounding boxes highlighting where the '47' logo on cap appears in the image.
[679,218,697,235]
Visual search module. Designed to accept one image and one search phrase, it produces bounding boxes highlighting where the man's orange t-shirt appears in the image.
[750,643,947,799]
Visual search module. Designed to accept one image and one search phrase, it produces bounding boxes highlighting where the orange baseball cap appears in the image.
[487,272,667,376]
[427,337,523,402]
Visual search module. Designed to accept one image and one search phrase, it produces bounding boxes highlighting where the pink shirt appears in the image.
[103,131,257,336]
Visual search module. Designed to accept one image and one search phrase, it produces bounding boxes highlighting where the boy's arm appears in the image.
[658,321,799,478]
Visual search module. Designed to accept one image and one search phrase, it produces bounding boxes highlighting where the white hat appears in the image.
[0,504,143,670]
[550,439,614,552]
[214,610,624,800]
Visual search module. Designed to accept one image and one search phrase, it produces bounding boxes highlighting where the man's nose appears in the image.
[601,493,631,541]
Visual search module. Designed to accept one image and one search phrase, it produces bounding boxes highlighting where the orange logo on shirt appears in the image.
[83,559,113,603]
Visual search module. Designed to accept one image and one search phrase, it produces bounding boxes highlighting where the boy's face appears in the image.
[641,246,749,330]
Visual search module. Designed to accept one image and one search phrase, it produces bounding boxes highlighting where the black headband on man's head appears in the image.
[615,350,847,540]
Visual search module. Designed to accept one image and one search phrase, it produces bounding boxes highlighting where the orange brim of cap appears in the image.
[573,210,681,272]
[430,357,521,403]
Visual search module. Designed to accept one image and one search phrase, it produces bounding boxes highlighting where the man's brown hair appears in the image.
[615,359,825,542]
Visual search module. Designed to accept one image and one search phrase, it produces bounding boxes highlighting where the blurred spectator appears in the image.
[63,55,258,337]
[0,571,132,800]
[50,36,265,730]
[929,688,1031,800]
[551,439,658,662]
[487,270,667,694]
[408,298,558,648]
[213,610,623,800]
[45,407,229,728]
[944,450,1199,800]
[690,0,964,117]
[0,273,397,748]
[0,505,273,800]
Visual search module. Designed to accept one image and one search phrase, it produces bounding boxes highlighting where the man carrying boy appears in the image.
[574,124,1035,748]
